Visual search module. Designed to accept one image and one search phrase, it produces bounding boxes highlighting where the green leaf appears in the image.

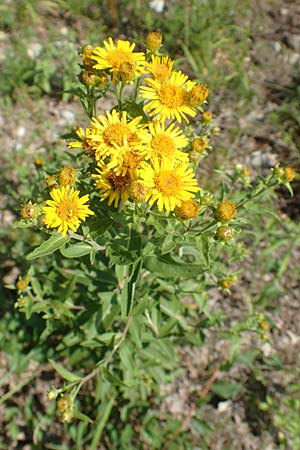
[26,235,69,260]
[195,235,211,268]
[73,408,93,423]
[49,359,82,382]
[211,381,243,399]
[144,254,204,278]
[60,242,92,258]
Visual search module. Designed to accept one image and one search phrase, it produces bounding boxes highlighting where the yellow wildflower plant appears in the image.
[144,121,189,162]
[139,157,199,212]
[139,71,197,123]
[92,37,146,82]
[175,199,200,220]
[145,55,174,81]
[42,186,94,236]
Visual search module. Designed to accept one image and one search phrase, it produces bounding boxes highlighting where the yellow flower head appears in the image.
[92,38,146,82]
[58,167,76,186]
[139,158,199,212]
[175,199,200,219]
[93,167,132,207]
[145,55,174,81]
[42,186,94,236]
[140,71,197,123]
[146,31,163,51]
[89,110,146,162]
[144,121,188,162]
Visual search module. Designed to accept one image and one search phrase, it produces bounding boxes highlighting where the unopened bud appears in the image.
[20,203,38,220]
[58,167,76,186]
[215,201,237,223]
[146,31,162,51]
[175,199,200,219]
[192,136,209,152]
[34,156,45,167]
[202,111,212,124]
[216,225,235,242]
[118,61,135,81]
[189,84,209,106]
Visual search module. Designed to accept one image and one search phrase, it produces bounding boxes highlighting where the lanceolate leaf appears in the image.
[49,359,82,382]
[26,235,69,260]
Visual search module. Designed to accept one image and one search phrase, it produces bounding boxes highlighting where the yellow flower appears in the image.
[89,110,146,162]
[58,167,76,186]
[145,55,174,81]
[93,167,132,207]
[140,71,197,123]
[144,121,188,162]
[146,31,163,51]
[175,199,200,219]
[139,158,199,212]
[42,186,94,236]
[92,38,146,82]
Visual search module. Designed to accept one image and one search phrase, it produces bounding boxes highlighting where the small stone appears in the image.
[16,126,26,139]
[27,42,43,60]
[60,109,75,125]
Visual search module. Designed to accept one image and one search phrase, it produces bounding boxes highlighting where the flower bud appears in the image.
[118,61,135,82]
[191,136,209,153]
[175,199,200,219]
[20,203,38,220]
[202,111,212,124]
[81,44,95,68]
[189,84,209,106]
[16,276,30,291]
[199,191,214,206]
[46,174,58,189]
[216,225,235,242]
[80,70,98,86]
[219,275,237,289]
[283,167,295,182]
[215,201,237,223]
[130,182,148,201]
[58,167,76,186]
[57,395,74,423]
[34,156,45,167]
[146,31,162,51]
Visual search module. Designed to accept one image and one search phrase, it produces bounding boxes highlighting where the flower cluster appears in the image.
[67,34,215,222]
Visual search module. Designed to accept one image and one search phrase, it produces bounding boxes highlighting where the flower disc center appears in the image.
[155,171,181,195]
